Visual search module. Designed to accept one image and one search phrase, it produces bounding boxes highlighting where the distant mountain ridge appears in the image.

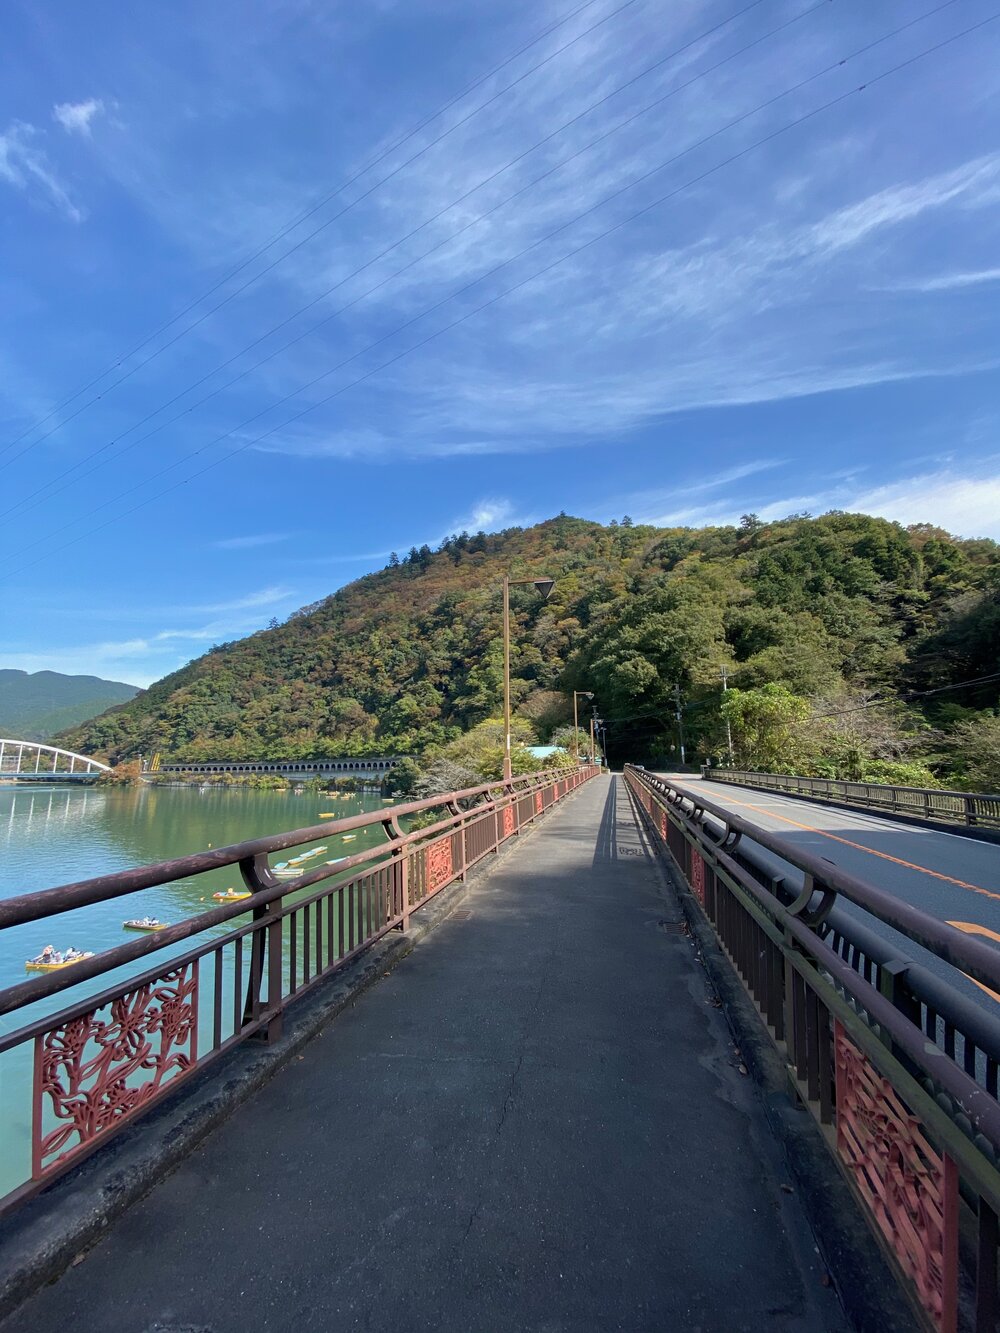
[0,670,140,742]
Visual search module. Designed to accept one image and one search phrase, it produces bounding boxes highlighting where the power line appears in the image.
[7,7,995,579]
[2,0,816,523]
[0,0,642,468]
[807,672,1000,719]
[4,0,942,550]
[0,0,612,459]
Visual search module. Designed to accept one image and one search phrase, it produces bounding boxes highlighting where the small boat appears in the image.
[342,834,357,842]
[123,917,166,932]
[26,949,94,973]
[212,889,251,902]
[319,812,337,818]
[275,867,304,879]
[325,857,346,865]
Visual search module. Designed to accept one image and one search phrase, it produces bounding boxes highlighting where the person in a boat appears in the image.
[63,947,81,961]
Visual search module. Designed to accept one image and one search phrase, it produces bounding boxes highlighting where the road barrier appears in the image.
[0,766,597,1215]
[702,765,1000,831]
[625,763,1000,1333]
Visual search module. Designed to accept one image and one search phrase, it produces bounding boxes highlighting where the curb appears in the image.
[0,785,589,1321]
[623,782,916,1333]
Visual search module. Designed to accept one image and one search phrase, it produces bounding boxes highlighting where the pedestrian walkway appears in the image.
[7,776,848,1332]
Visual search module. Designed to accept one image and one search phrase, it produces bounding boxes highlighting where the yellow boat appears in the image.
[26,951,94,973]
[342,834,357,842]
[212,889,251,902]
[123,918,167,932]
[319,812,337,818]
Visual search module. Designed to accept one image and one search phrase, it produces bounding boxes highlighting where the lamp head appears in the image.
[532,578,555,601]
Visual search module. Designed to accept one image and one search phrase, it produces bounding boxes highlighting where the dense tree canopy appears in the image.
[62,513,1000,788]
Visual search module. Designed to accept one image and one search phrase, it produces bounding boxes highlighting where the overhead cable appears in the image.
[1,0,822,519]
[7,6,995,577]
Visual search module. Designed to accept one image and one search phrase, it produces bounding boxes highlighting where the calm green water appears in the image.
[0,782,390,1197]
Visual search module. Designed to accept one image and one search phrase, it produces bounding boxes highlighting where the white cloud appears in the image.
[213,532,292,550]
[640,466,1000,541]
[884,268,1000,293]
[0,121,82,221]
[52,99,105,137]
[450,497,514,533]
[847,471,1000,541]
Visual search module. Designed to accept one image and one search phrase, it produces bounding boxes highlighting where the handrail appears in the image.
[644,775,1000,995]
[0,764,598,1215]
[623,762,1000,1332]
[702,765,1000,830]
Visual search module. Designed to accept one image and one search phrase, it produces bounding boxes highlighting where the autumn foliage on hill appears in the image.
[62,513,1000,786]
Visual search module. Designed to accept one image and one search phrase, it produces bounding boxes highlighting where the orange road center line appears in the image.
[946,922,1000,1004]
[672,782,1000,904]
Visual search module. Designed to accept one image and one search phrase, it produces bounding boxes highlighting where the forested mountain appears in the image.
[62,514,1000,787]
[0,670,140,742]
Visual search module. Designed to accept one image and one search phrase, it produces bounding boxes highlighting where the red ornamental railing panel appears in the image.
[32,962,199,1179]
[535,791,543,815]
[425,838,454,894]
[502,805,516,839]
[834,1022,958,1332]
[659,809,668,841]
[690,848,706,906]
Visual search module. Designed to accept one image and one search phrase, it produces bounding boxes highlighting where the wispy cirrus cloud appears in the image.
[213,532,292,550]
[0,121,82,221]
[881,267,1000,293]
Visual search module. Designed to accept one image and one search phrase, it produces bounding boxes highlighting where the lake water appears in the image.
[0,782,390,1199]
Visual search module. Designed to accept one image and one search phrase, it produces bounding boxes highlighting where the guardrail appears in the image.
[0,766,597,1216]
[702,765,1000,830]
[624,763,1000,1333]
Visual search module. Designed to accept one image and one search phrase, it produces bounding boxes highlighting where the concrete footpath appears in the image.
[5,777,850,1332]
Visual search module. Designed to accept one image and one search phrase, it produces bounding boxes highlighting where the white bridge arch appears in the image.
[0,739,111,778]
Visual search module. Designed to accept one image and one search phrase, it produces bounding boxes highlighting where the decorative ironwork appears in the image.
[834,1022,958,1332]
[33,963,198,1178]
[659,809,668,841]
[690,849,706,906]
[502,805,516,838]
[535,791,544,814]
[425,839,454,894]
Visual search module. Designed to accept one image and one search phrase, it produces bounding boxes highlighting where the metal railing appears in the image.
[624,763,1000,1333]
[0,766,597,1215]
[703,765,1000,830]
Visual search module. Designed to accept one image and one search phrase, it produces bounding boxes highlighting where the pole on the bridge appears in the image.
[721,665,734,766]
[673,684,686,767]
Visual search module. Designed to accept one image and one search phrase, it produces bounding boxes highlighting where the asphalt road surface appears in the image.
[661,773,1000,1010]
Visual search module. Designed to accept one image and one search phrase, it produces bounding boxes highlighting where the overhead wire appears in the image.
[1,0,821,522]
[3,1,950,549]
[7,6,996,578]
[0,0,615,458]
[0,0,643,467]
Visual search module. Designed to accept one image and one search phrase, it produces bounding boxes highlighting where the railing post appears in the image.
[399,851,410,932]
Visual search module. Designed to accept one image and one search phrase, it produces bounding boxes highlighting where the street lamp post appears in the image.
[502,574,555,780]
[573,690,594,763]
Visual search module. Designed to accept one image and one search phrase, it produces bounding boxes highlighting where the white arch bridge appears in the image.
[0,739,111,782]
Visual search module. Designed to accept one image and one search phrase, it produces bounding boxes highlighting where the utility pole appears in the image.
[720,665,734,766]
[672,684,686,767]
[589,713,596,765]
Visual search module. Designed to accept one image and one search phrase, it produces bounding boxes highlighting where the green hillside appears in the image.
[0,670,140,742]
[61,514,1000,787]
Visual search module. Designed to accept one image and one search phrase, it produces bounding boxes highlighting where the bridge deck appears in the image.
[8,776,847,1332]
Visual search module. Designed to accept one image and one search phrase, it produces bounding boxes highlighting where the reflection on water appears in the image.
[0,783,389,1197]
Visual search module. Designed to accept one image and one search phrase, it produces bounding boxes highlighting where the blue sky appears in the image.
[1,0,998,687]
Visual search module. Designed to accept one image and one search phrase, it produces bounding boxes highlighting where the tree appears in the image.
[388,552,400,567]
[722,684,811,772]
[943,715,1000,792]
